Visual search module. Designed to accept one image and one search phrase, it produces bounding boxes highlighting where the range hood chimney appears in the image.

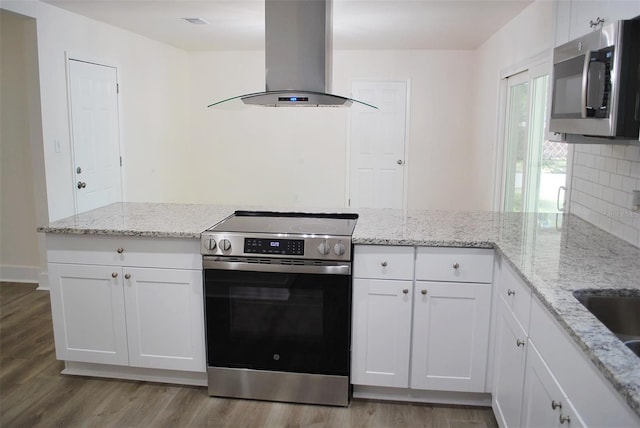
[208,0,375,108]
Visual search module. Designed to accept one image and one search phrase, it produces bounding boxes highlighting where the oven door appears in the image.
[203,258,352,377]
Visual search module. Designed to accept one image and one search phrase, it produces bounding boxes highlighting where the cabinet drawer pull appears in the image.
[402,289,409,294]
[516,339,525,347]
[124,273,131,279]
[381,261,388,267]
[116,247,124,254]
[559,414,571,424]
[111,272,118,278]
[552,400,562,410]
[453,262,460,269]
[507,289,515,296]
[421,289,427,295]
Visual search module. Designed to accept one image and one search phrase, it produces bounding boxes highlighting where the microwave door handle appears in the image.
[581,51,591,119]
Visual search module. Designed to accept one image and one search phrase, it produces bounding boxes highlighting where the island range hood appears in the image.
[208,0,375,108]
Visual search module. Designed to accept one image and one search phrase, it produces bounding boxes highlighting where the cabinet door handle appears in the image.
[589,17,604,28]
[381,261,388,267]
[111,272,118,278]
[507,289,516,296]
[559,414,571,424]
[516,339,525,347]
[552,400,562,410]
[421,289,427,295]
[116,247,124,254]
[453,262,460,269]
[124,273,131,279]
[402,289,409,294]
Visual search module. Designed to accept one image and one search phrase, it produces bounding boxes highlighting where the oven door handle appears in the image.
[203,257,352,275]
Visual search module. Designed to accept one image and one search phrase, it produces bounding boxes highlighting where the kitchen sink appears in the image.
[573,291,640,358]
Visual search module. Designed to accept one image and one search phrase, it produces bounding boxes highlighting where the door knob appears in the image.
[397,160,404,165]
[77,181,86,189]
[76,167,82,174]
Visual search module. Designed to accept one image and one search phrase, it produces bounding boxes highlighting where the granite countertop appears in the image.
[355,208,640,417]
[37,202,233,238]
[40,203,640,417]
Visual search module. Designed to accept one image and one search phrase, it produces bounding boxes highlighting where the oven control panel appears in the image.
[244,238,304,256]
[201,233,352,261]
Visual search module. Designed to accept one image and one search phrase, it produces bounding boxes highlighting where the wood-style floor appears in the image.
[0,282,498,428]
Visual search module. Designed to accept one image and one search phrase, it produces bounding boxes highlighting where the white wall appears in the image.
[1,1,191,221]
[470,0,555,210]
[0,10,41,282]
[187,49,476,210]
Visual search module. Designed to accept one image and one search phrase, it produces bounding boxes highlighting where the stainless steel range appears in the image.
[201,210,358,407]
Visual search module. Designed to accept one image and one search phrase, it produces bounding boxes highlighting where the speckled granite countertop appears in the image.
[40,203,640,417]
[37,203,233,238]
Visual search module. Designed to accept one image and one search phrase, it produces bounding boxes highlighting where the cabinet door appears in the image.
[123,268,205,372]
[522,341,586,428]
[48,263,128,365]
[410,281,491,392]
[351,278,412,387]
[569,0,640,40]
[492,301,528,428]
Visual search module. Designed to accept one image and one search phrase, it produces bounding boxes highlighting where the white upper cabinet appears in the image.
[559,0,640,43]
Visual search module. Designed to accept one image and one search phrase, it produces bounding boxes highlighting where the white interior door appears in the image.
[68,59,122,214]
[349,81,407,209]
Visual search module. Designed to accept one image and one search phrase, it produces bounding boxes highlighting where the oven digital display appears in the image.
[244,238,304,255]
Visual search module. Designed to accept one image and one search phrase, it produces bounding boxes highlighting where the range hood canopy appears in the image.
[207,0,375,109]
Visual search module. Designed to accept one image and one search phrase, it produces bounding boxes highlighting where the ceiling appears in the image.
[41,0,534,51]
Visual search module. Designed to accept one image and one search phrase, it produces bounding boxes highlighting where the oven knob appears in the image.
[207,239,217,251]
[219,239,231,252]
[317,241,330,255]
[333,242,346,256]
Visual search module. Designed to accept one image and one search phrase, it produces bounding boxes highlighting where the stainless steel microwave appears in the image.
[549,19,640,139]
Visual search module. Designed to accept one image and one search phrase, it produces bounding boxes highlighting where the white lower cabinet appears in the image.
[491,260,639,427]
[49,263,129,366]
[411,280,491,392]
[351,278,412,387]
[352,245,493,397]
[47,235,205,375]
[123,267,204,371]
[521,340,585,428]
[492,299,528,428]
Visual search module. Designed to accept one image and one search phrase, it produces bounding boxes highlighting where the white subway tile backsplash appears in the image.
[617,159,631,175]
[610,173,623,189]
[612,145,627,159]
[600,145,613,157]
[569,143,640,248]
[614,189,628,207]
[625,145,640,161]
[598,171,610,186]
[622,176,637,193]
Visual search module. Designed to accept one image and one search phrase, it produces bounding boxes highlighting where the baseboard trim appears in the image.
[62,361,208,387]
[37,271,49,290]
[353,385,492,407]
[0,265,40,284]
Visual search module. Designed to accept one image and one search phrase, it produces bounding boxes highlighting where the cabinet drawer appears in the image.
[46,234,202,270]
[353,245,414,280]
[415,247,493,283]
[499,262,532,332]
